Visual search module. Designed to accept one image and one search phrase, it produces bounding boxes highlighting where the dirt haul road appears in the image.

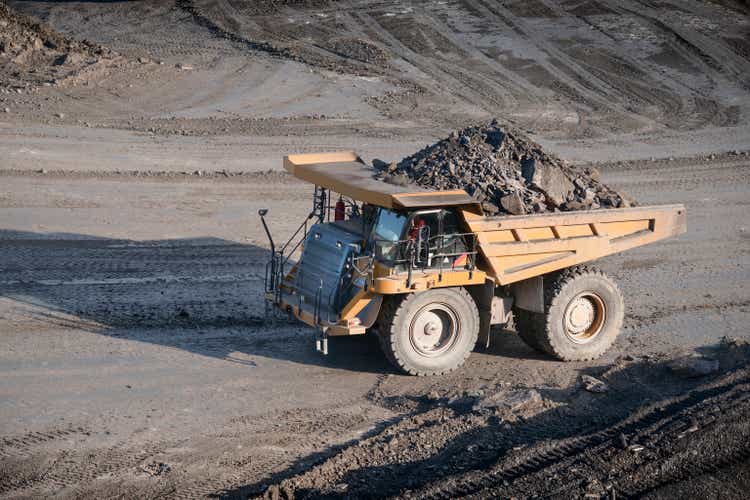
[1,1,749,499]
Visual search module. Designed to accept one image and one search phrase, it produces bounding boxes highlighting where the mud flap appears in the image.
[512,275,545,313]
[356,294,384,329]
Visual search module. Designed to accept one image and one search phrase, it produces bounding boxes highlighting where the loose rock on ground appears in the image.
[668,354,720,377]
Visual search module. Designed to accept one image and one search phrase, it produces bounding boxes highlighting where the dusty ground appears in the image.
[1,1,749,499]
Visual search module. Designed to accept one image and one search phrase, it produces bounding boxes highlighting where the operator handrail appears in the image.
[372,231,479,270]
[279,212,314,256]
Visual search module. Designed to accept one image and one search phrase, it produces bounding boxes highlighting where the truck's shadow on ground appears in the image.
[0,229,547,374]
[0,228,398,374]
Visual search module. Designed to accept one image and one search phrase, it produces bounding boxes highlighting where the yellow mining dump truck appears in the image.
[259,152,686,375]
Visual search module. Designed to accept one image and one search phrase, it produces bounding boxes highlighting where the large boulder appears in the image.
[521,158,574,207]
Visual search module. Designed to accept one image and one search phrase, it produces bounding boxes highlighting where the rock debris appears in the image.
[377,120,634,215]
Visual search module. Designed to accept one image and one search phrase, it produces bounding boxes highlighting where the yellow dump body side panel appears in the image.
[463,204,686,285]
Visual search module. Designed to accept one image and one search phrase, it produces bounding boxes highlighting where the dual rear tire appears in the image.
[514,266,624,361]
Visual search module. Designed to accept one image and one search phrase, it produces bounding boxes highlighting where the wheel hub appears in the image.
[563,293,606,343]
[424,321,440,336]
[409,305,458,357]
[566,297,595,333]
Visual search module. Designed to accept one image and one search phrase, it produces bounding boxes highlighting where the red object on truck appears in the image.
[334,198,346,221]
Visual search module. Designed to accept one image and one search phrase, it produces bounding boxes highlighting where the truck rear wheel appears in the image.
[378,287,479,376]
[513,308,546,353]
[515,266,624,361]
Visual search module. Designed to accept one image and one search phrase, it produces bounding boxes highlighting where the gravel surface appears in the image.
[258,343,750,499]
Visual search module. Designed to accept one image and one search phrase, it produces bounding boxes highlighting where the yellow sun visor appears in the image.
[283,151,481,211]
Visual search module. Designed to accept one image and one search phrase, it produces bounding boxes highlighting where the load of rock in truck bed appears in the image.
[375,120,634,216]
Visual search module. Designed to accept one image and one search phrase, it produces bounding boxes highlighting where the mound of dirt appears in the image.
[0,4,116,88]
[376,120,633,215]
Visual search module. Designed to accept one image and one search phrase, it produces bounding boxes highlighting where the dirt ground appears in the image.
[1,1,749,499]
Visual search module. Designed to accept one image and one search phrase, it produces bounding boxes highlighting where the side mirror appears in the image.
[258,209,268,217]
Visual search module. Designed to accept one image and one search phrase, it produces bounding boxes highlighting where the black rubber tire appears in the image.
[377,287,479,376]
[513,307,547,353]
[515,266,624,361]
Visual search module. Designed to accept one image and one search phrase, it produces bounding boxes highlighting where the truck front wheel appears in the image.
[515,266,624,361]
[378,287,479,376]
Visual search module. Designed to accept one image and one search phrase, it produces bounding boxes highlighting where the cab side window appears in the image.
[442,210,467,251]
[442,210,462,235]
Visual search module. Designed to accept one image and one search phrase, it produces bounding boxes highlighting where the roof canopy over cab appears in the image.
[283,151,480,211]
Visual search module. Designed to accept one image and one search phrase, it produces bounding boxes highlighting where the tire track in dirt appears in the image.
[354,9,511,113]
[244,350,750,499]
[46,442,169,493]
[624,298,750,332]
[600,157,750,194]
[417,368,750,498]
[549,0,724,131]
[13,0,750,136]
[174,0,294,61]
[455,0,607,131]
[406,3,536,116]
[29,2,237,60]
[176,401,394,499]
[182,0,383,75]
[1,405,384,499]
[0,427,90,458]
[0,428,169,496]
[0,235,272,331]
[173,0,750,134]
[593,0,749,130]
[625,0,750,87]
[466,0,658,134]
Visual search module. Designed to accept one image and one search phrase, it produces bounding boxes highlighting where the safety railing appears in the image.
[372,231,479,286]
[260,209,318,307]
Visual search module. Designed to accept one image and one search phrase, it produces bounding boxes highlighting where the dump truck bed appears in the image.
[281,150,686,288]
[463,204,686,285]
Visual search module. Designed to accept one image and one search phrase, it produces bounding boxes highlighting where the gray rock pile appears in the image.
[376,120,634,215]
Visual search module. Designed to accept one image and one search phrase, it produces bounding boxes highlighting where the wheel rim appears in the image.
[563,292,606,344]
[409,303,460,357]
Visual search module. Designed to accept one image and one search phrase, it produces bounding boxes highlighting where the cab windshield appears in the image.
[370,208,407,261]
